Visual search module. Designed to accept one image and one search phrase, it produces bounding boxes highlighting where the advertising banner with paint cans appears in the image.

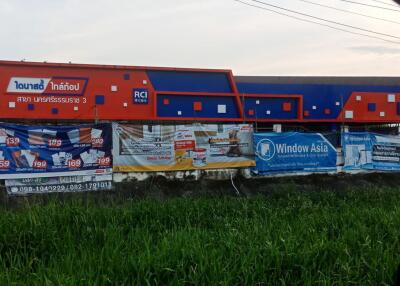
[6,174,113,195]
[342,132,400,171]
[0,123,112,179]
[112,123,255,172]
[253,132,337,174]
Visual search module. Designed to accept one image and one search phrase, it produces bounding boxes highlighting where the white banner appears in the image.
[6,174,113,195]
[113,123,255,172]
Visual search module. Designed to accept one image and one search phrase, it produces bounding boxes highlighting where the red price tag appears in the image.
[67,159,82,169]
[33,160,47,169]
[48,139,62,148]
[0,160,10,169]
[6,137,20,147]
[91,138,104,147]
[97,156,111,166]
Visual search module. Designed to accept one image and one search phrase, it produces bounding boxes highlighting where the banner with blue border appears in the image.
[253,132,337,174]
[342,132,400,171]
[0,123,112,179]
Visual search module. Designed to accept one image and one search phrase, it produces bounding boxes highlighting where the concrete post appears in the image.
[273,124,282,133]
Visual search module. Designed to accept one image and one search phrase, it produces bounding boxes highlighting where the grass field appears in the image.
[1,186,400,285]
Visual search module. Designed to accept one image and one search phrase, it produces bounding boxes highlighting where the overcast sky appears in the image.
[0,0,399,76]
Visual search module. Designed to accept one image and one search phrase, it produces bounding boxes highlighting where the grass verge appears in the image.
[0,186,399,285]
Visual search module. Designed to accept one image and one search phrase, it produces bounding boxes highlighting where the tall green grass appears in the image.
[1,187,400,285]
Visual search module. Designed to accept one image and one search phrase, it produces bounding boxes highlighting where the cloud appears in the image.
[0,0,399,75]
[349,46,400,55]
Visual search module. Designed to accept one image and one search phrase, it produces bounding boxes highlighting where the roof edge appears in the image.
[0,60,232,74]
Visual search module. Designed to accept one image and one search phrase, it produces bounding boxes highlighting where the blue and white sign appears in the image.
[342,132,400,171]
[0,123,112,179]
[133,88,149,104]
[254,132,337,174]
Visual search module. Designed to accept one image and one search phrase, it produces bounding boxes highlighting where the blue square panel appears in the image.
[95,95,105,105]
[52,108,58,114]
[368,103,376,112]
[28,104,34,111]
[397,103,400,115]
[123,73,130,80]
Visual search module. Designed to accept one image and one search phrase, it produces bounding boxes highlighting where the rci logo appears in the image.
[133,89,149,104]
[256,139,276,161]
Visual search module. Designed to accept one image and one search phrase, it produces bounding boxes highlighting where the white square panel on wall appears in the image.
[8,102,15,108]
[217,105,226,114]
[345,110,353,119]
[388,94,395,103]
[380,111,385,117]
[356,95,362,101]
[111,85,118,92]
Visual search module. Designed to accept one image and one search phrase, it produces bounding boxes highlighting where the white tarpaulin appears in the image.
[112,123,255,172]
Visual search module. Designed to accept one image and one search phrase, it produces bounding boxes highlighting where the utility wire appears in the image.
[298,0,400,25]
[370,0,400,8]
[248,0,400,40]
[337,0,400,12]
[233,0,400,44]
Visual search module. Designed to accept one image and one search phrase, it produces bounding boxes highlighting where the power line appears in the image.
[248,0,400,40]
[337,0,400,12]
[233,0,400,44]
[369,0,400,8]
[298,0,400,25]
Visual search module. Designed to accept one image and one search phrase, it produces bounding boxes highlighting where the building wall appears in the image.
[0,61,399,124]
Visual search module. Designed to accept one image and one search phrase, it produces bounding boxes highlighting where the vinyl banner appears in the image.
[6,174,113,195]
[254,132,337,174]
[0,123,112,179]
[342,132,400,171]
[113,123,255,172]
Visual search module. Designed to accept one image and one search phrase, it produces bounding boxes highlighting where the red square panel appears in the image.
[193,101,202,111]
[283,102,292,112]
[163,98,170,105]
[248,109,255,116]
[324,108,331,115]
[304,110,310,117]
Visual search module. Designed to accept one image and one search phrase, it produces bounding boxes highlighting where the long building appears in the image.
[0,60,399,124]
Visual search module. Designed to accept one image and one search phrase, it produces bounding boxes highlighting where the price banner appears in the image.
[0,123,112,179]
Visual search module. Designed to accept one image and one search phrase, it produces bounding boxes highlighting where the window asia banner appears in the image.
[253,132,337,174]
[342,132,400,171]
[6,174,113,195]
[0,123,112,179]
[112,123,255,172]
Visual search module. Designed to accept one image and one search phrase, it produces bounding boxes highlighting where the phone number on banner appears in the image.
[7,181,112,194]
